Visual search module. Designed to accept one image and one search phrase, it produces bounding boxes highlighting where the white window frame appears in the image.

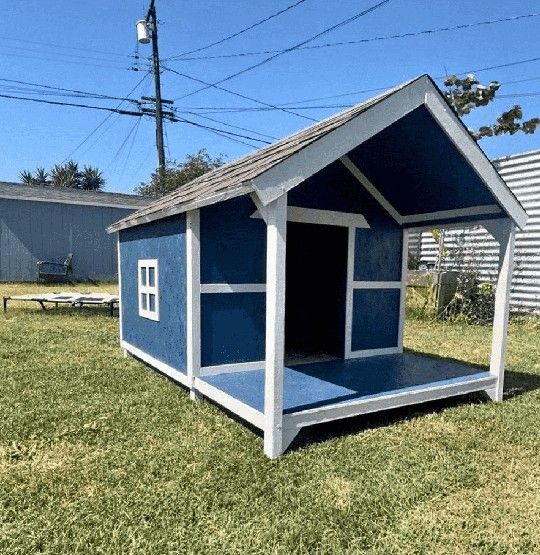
[138,259,159,321]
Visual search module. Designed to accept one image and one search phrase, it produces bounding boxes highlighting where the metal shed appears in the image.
[0,183,149,281]
[109,75,527,458]
[411,149,540,313]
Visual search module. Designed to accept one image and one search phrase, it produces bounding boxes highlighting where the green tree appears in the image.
[80,165,105,191]
[136,149,225,198]
[444,73,539,140]
[19,167,49,186]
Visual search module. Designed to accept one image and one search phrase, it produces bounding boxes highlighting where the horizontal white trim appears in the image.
[0,191,148,210]
[121,340,190,388]
[284,372,496,428]
[251,205,370,228]
[200,360,265,376]
[401,205,502,224]
[194,377,265,429]
[348,346,401,359]
[352,281,401,289]
[340,156,403,224]
[200,283,266,294]
[406,217,507,234]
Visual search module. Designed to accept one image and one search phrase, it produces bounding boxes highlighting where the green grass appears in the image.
[1,283,539,554]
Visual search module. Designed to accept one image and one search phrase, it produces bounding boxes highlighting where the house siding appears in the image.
[119,215,188,372]
[0,198,137,281]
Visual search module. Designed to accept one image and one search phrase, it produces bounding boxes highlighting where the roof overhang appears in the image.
[108,75,527,233]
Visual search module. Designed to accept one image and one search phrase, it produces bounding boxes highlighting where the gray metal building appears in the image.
[0,182,149,281]
[411,149,540,313]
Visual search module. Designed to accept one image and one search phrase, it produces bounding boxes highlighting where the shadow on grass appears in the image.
[3,305,118,319]
[289,368,540,454]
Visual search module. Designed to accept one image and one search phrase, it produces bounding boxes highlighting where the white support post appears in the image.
[264,194,287,458]
[186,210,201,401]
[116,236,124,344]
[397,229,409,352]
[485,219,516,402]
[344,226,355,358]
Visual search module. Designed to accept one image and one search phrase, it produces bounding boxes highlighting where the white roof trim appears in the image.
[0,191,146,210]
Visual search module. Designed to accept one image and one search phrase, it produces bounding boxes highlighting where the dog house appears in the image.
[108,75,527,458]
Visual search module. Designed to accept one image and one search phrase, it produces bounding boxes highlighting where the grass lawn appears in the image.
[1,282,539,554]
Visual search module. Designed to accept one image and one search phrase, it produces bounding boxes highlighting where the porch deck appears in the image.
[195,353,495,432]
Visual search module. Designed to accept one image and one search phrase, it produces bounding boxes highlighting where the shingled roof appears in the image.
[107,78,418,233]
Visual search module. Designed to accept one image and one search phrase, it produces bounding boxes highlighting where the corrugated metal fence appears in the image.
[410,149,540,313]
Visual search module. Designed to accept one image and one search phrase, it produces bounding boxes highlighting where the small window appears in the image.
[138,259,159,321]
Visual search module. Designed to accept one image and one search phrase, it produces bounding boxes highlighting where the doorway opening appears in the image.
[285,222,349,364]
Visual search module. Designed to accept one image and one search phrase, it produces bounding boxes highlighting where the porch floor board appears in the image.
[200,352,489,414]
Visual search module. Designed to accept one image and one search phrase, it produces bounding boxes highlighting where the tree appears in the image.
[20,161,106,190]
[444,73,539,140]
[136,149,225,197]
[80,166,105,191]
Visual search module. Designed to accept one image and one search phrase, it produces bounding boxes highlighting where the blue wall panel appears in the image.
[200,195,266,284]
[351,289,400,351]
[119,215,187,372]
[0,198,135,281]
[201,292,265,366]
[347,105,498,216]
[354,227,402,281]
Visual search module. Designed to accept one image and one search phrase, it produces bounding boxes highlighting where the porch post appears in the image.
[186,209,201,400]
[485,218,516,402]
[264,194,287,458]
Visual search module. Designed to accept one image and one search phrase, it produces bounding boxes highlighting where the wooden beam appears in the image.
[186,209,202,401]
[264,194,288,458]
[485,218,516,402]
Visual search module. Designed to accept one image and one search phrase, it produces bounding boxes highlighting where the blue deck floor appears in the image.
[202,352,488,414]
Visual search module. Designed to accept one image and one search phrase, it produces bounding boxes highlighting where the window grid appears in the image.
[138,259,159,321]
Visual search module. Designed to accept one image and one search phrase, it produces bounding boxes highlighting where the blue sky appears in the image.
[1,0,539,194]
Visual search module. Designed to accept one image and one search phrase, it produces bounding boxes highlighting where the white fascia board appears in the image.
[423,84,528,229]
[251,206,370,228]
[250,78,428,206]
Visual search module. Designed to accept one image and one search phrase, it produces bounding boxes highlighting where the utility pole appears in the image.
[138,0,166,176]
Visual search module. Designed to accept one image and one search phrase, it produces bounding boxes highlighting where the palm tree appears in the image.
[80,165,105,191]
[50,161,80,188]
[33,167,50,186]
[19,170,35,186]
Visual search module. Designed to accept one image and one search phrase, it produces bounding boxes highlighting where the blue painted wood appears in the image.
[347,106,498,216]
[351,289,400,351]
[200,292,266,366]
[201,352,487,413]
[119,215,187,372]
[0,198,134,281]
[354,227,402,281]
[200,195,266,284]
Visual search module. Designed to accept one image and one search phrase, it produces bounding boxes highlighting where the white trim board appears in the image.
[348,346,401,359]
[194,377,265,430]
[398,229,408,353]
[251,206,370,228]
[186,210,201,398]
[200,360,265,376]
[121,340,190,388]
[344,226,355,359]
[400,205,502,224]
[200,283,266,294]
[283,372,496,429]
[352,281,401,289]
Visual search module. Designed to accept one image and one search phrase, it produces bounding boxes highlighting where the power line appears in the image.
[0,92,144,115]
[167,12,540,62]
[177,116,272,144]
[165,66,317,121]
[183,111,279,140]
[175,0,391,100]
[62,73,150,162]
[169,0,311,59]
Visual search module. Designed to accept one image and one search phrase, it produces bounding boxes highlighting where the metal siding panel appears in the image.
[412,150,540,313]
[120,215,188,371]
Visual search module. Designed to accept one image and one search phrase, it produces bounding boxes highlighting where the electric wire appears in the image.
[175,0,391,100]
[167,12,540,62]
[183,111,279,140]
[170,0,311,59]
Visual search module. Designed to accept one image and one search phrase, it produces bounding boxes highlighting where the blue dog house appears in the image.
[109,75,527,458]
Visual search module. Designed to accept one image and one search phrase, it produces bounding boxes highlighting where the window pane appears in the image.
[148,266,155,287]
[148,294,156,312]
[140,267,147,286]
[140,293,147,310]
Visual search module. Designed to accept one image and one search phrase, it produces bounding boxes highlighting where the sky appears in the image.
[1,0,540,194]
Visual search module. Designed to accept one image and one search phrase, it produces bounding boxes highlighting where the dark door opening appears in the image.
[285,222,348,363]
